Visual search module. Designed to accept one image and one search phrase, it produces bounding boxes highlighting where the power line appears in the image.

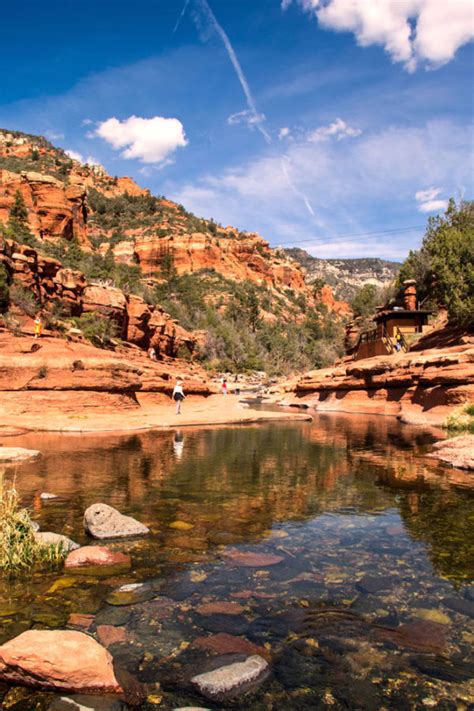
[274,224,425,249]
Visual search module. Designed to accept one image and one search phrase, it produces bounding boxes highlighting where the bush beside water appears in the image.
[0,473,66,573]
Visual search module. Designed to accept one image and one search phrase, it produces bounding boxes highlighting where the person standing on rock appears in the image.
[172,380,186,415]
[34,313,43,339]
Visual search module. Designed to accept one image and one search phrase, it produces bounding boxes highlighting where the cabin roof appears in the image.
[373,309,431,323]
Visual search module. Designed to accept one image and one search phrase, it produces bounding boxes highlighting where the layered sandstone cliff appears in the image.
[0,236,194,358]
[279,333,474,427]
[0,128,344,313]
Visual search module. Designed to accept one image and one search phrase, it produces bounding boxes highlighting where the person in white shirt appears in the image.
[172,380,185,414]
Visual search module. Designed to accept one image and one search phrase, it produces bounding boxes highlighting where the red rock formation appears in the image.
[318,284,351,316]
[280,335,474,427]
[0,630,123,693]
[0,129,348,317]
[0,236,195,357]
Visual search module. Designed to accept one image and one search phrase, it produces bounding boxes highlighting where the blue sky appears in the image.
[1,0,473,260]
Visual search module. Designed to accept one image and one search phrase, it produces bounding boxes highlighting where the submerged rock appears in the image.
[195,601,245,616]
[356,575,393,594]
[65,546,131,571]
[169,520,195,531]
[191,633,266,658]
[191,654,270,701]
[84,504,149,539]
[411,655,474,682]
[34,531,80,551]
[106,582,155,606]
[222,551,284,567]
[442,596,474,618]
[0,630,122,693]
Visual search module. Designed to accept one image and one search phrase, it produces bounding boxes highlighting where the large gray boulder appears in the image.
[84,504,149,539]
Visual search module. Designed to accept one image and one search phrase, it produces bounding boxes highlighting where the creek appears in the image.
[1,413,473,709]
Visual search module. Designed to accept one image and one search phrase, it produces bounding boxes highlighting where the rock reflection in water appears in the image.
[0,414,473,709]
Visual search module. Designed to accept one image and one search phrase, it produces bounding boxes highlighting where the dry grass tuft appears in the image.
[0,471,66,573]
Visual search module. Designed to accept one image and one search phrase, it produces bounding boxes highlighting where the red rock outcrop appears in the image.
[0,630,123,693]
[280,336,474,427]
[133,230,309,292]
[0,236,195,357]
[0,129,350,316]
[0,169,88,244]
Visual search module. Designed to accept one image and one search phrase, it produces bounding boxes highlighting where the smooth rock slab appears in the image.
[34,531,80,551]
[195,601,245,616]
[84,503,149,539]
[430,435,474,470]
[0,447,40,463]
[222,551,284,567]
[191,654,269,701]
[65,546,131,570]
[0,630,122,693]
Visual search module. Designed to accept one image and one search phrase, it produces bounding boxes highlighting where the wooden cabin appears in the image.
[354,280,431,360]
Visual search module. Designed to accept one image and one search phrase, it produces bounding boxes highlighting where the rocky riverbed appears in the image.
[0,414,473,709]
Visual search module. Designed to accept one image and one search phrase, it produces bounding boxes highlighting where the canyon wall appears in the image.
[280,334,474,427]
[0,236,194,358]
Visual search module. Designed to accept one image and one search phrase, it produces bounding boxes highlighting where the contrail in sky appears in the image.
[174,0,316,218]
[196,0,271,144]
[172,0,191,35]
[281,157,318,220]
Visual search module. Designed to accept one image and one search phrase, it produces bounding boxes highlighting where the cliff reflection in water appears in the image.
[7,414,473,582]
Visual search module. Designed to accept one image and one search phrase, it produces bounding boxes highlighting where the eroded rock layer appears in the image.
[282,335,474,427]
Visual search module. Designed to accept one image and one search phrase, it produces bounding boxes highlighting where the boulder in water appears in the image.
[34,531,79,551]
[0,630,123,693]
[65,546,131,570]
[84,503,149,539]
[191,654,269,701]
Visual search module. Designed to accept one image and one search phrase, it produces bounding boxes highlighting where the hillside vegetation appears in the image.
[0,129,347,374]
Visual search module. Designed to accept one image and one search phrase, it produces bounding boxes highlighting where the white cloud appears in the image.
[308,118,361,142]
[415,187,448,212]
[65,149,84,162]
[170,119,471,258]
[279,127,291,140]
[85,156,100,166]
[94,115,188,164]
[82,118,93,126]
[283,0,474,71]
[227,109,267,127]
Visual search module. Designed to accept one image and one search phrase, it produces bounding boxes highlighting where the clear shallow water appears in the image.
[1,414,473,709]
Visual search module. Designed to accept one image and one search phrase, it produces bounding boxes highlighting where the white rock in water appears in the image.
[0,447,40,463]
[34,531,80,551]
[40,492,58,500]
[84,503,149,539]
[49,694,125,710]
[191,655,269,700]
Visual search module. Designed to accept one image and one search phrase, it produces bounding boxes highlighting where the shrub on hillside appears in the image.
[0,263,10,313]
[69,312,118,348]
[10,284,37,316]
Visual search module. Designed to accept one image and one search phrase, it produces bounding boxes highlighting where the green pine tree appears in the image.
[7,190,35,246]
